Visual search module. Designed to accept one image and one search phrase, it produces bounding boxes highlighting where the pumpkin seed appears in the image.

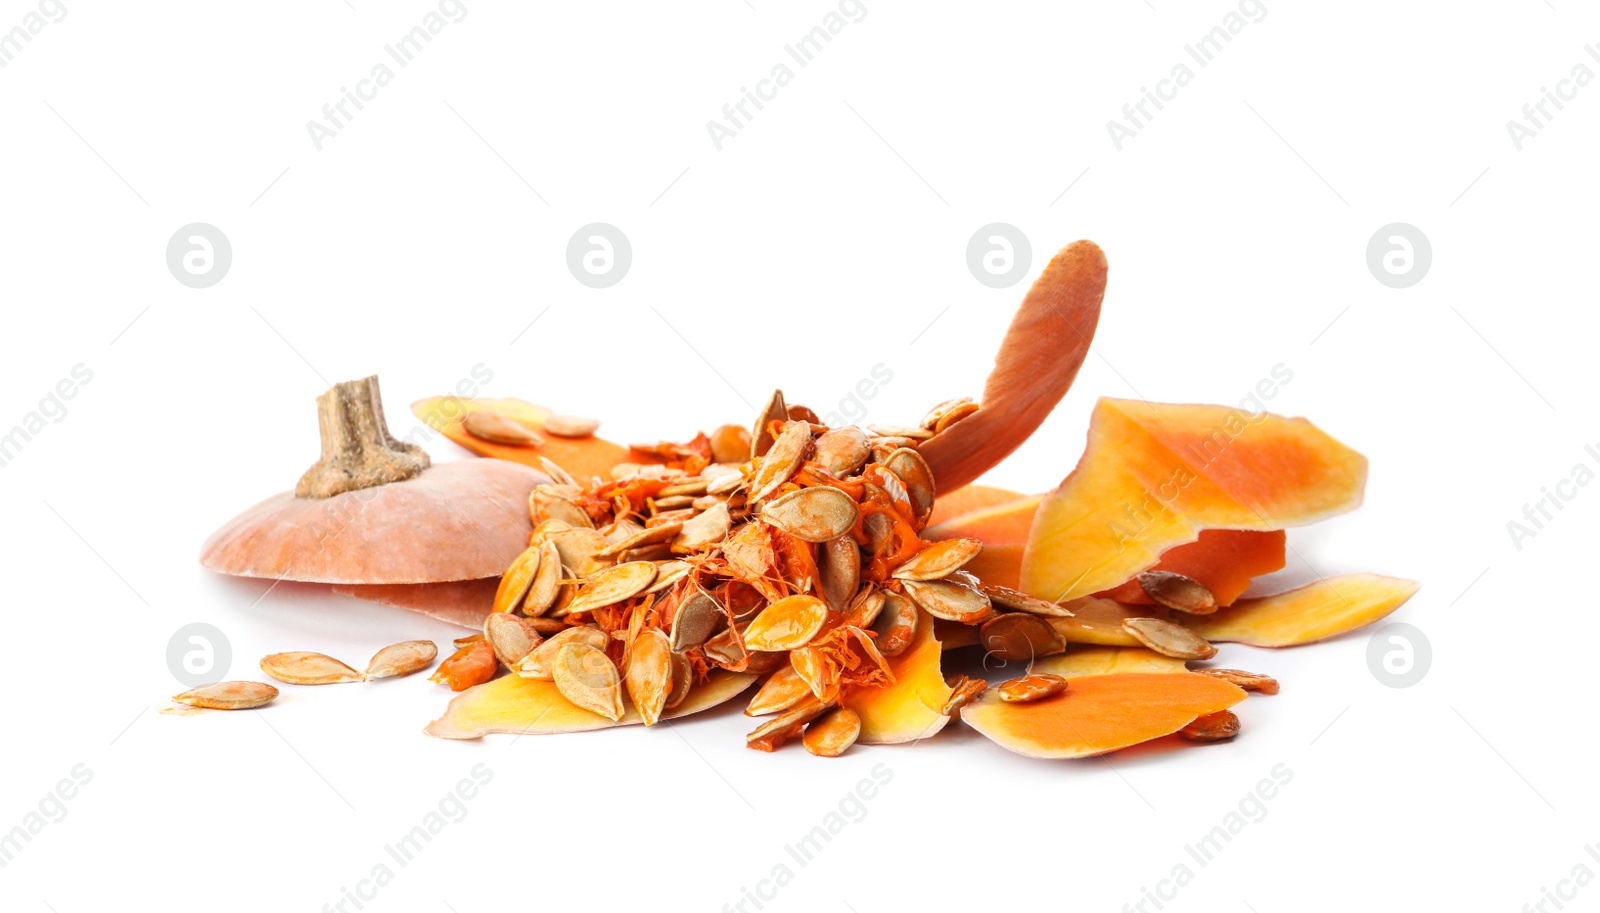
[492,545,543,615]
[671,588,725,652]
[746,695,831,752]
[702,627,748,669]
[892,537,983,581]
[543,414,600,438]
[802,707,861,757]
[1138,571,1218,614]
[525,615,570,634]
[940,675,988,717]
[596,522,683,559]
[464,410,544,446]
[453,633,485,648]
[745,664,813,716]
[531,486,593,529]
[760,486,859,542]
[539,456,578,486]
[644,560,691,594]
[710,423,752,464]
[883,448,936,527]
[1122,617,1218,660]
[666,653,694,709]
[547,527,611,577]
[365,641,438,679]
[843,586,886,628]
[484,614,542,667]
[742,595,829,652]
[871,590,919,656]
[260,652,364,685]
[660,478,710,498]
[979,613,1068,663]
[786,403,821,423]
[624,629,673,726]
[1195,668,1280,695]
[173,680,279,710]
[706,471,745,496]
[552,642,624,721]
[979,583,1075,617]
[901,578,993,624]
[673,502,731,553]
[933,402,980,433]
[751,389,787,457]
[814,426,871,477]
[1180,709,1240,742]
[749,421,811,502]
[523,540,563,615]
[868,424,933,441]
[516,626,609,680]
[818,535,862,613]
[920,397,975,431]
[997,673,1069,703]
[566,561,659,614]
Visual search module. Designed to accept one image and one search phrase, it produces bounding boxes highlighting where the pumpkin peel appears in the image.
[424,669,756,740]
[1181,573,1420,647]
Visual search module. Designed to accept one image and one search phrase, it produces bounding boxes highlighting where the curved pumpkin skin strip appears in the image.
[921,494,1042,589]
[926,484,1028,529]
[1099,530,1287,607]
[1182,574,1419,647]
[1021,399,1367,603]
[918,241,1107,494]
[424,669,755,740]
[1032,645,1188,677]
[413,396,631,484]
[841,611,953,744]
[961,672,1246,759]
[333,578,497,630]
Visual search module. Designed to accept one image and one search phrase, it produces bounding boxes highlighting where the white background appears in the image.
[1,1,1594,910]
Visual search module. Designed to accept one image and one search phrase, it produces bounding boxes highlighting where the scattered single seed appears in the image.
[671,588,725,652]
[746,665,814,716]
[492,545,543,615]
[1195,668,1280,695]
[871,590,919,656]
[901,578,994,624]
[625,628,673,726]
[173,681,279,710]
[430,640,498,691]
[749,421,811,502]
[1180,709,1241,742]
[1138,571,1218,614]
[260,652,364,685]
[543,414,600,438]
[365,641,438,679]
[979,613,1068,663]
[814,426,871,477]
[940,675,988,717]
[998,673,1069,703]
[1122,617,1219,660]
[803,707,862,757]
[747,696,831,752]
[464,410,544,446]
[751,389,787,457]
[743,595,830,652]
[552,642,625,721]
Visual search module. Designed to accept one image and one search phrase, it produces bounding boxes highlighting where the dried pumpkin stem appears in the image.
[296,376,429,499]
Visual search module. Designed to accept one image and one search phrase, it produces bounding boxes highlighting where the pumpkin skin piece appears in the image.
[918,241,1107,494]
[1098,529,1287,607]
[840,610,954,744]
[1182,574,1420,647]
[1032,646,1188,678]
[922,494,1042,590]
[412,396,632,485]
[333,578,499,629]
[925,484,1028,529]
[960,672,1246,759]
[424,669,755,739]
[1021,399,1368,604]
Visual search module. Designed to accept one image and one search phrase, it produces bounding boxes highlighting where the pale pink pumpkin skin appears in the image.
[200,460,550,585]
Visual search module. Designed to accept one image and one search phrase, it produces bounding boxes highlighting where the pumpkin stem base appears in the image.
[297,376,430,499]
